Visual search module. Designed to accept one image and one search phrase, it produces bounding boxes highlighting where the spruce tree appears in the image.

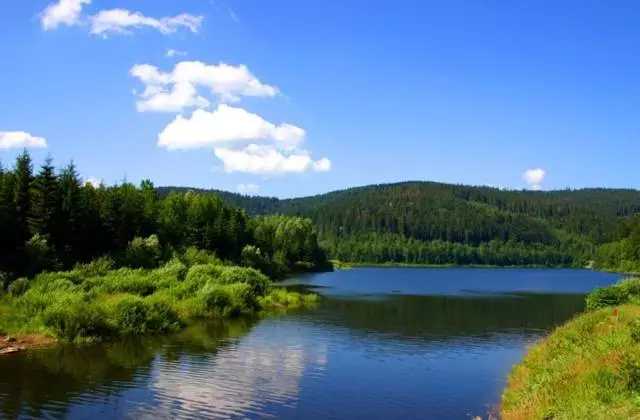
[32,155,58,239]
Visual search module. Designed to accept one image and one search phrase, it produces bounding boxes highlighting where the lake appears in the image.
[0,268,623,419]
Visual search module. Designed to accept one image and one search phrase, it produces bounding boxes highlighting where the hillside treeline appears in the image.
[160,182,640,267]
[0,152,329,281]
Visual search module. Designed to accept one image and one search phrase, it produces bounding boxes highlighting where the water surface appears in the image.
[0,268,623,419]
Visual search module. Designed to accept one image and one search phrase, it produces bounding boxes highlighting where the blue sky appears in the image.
[0,0,639,198]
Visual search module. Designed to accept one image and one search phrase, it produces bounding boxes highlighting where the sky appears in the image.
[0,0,639,198]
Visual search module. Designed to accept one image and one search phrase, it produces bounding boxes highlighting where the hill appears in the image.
[158,182,640,267]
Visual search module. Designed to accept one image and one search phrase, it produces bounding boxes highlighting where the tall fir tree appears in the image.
[31,156,58,240]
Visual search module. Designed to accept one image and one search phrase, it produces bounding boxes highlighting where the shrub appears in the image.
[197,284,232,315]
[143,294,182,332]
[33,278,77,293]
[124,235,162,269]
[180,247,222,267]
[98,269,157,296]
[34,270,84,285]
[155,259,187,282]
[15,290,54,316]
[110,294,180,334]
[112,295,151,334]
[630,319,640,343]
[43,301,111,340]
[179,264,224,298]
[8,278,30,297]
[25,234,57,277]
[586,284,627,309]
[217,266,270,297]
[225,282,257,309]
[73,257,115,277]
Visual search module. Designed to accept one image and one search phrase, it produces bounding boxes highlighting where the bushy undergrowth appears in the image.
[586,277,640,309]
[0,250,318,342]
[502,277,640,419]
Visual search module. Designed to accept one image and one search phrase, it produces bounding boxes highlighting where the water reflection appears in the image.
[0,269,622,419]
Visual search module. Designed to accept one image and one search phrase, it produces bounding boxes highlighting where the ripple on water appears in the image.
[0,269,619,419]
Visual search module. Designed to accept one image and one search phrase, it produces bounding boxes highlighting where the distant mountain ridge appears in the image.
[157,181,640,266]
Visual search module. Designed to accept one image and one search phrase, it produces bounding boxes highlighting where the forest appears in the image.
[161,182,640,268]
[0,152,330,281]
[0,152,328,342]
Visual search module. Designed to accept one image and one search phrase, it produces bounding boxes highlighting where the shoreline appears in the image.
[501,277,640,418]
[0,334,57,355]
[332,261,581,270]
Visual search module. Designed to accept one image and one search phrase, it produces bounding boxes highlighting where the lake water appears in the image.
[0,268,623,419]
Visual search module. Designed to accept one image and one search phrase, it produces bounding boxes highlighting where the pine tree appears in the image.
[13,150,34,243]
[54,162,83,266]
[32,155,58,239]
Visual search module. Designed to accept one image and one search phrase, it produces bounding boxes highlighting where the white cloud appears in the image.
[523,168,546,190]
[41,0,90,30]
[84,177,102,187]
[166,49,187,58]
[214,144,331,174]
[90,9,203,37]
[237,183,260,195]
[130,61,278,113]
[0,131,48,149]
[158,105,305,150]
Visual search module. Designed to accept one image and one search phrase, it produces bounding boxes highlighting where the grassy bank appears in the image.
[502,278,640,419]
[0,254,318,343]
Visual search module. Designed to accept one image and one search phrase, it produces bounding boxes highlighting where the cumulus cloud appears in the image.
[523,168,546,190]
[158,105,305,150]
[214,144,331,174]
[237,183,260,195]
[84,177,103,187]
[166,49,187,58]
[90,9,202,37]
[0,131,48,149]
[130,61,278,112]
[40,0,90,30]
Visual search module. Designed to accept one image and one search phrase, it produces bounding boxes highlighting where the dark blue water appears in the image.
[0,268,623,419]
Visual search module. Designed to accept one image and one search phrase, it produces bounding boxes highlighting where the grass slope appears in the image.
[502,279,640,419]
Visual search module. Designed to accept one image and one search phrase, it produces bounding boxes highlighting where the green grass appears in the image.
[0,257,318,342]
[502,278,640,419]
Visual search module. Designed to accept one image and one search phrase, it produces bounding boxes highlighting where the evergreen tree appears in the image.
[31,156,58,240]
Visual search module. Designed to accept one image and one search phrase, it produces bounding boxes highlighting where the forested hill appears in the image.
[158,182,640,267]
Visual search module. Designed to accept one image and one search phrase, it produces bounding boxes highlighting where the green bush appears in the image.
[586,284,627,309]
[34,278,77,293]
[25,234,57,277]
[225,282,257,309]
[73,257,115,277]
[34,270,84,285]
[155,259,187,282]
[8,278,30,297]
[179,264,224,298]
[15,290,55,316]
[197,284,232,315]
[143,295,183,332]
[98,269,157,296]
[179,247,222,267]
[217,266,270,297]
[630,319,640,343]
[185,263,224,283]
[585,278,640,310]
[112,296,151,334]
[124,235,162,269]
[111,295,180,334]
[43,301,111,340]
